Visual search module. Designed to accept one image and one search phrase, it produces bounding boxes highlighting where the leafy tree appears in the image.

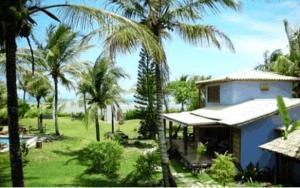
[210,152,237,186]
[26,72,52,133]
[77,68,92,115]
[134,48,157,138]
[108,0,239,185]
[85,56,127,141]
[277,96,300,140]
[167,75,211,111]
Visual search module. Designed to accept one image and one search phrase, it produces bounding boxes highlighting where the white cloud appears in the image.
[222,14,282,35]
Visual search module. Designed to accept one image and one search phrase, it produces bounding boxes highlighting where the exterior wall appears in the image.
[205,81,293,106]
[239,106,300,169]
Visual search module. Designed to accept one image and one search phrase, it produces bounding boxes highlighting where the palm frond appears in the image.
[175,22,235,52]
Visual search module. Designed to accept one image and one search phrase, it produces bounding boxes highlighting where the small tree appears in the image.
[209,152,237,186]
[277,96,300,139]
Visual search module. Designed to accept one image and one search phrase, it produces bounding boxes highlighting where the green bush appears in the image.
[78,141,124,177]
[123,150,160,185]
[196,142,207,162]
[18,100,30,118]
[209,152,237,186]
[124,109,143,120]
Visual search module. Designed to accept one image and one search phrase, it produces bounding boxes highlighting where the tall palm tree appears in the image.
[0,0,165,185]
[108,0,240,186]
[26,72,52,133]
[85,56,127,141]
[77,69,92,115]
[33,24,91,136]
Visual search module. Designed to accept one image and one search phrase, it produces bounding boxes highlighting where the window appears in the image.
[207,85,220,103]
[260,83,269,91]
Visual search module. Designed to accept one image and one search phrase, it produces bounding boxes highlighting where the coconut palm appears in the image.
[27,24,91,136]
[107,0,240,186]
[26,72,52,133]
[0,0,165,185]
[85,56,127,141]
[77,69,92,115]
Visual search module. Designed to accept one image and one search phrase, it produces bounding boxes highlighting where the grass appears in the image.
[0,117,153,187]
[0,117,265,187]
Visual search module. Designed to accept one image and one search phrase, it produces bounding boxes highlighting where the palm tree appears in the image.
[85,56,127,141]
[108,0,240,186]
[26,72,52,133]
[77,69,92,115]
[28,24,91,136]
[0,0,165,185]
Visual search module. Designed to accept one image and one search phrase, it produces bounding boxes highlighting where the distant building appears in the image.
[163,70,300,185]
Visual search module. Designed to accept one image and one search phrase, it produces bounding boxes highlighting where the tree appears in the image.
[77,68,92,115]
[167,75,191,111]
[134,48,157,138]
[0,1,165,185]
[108,0,239,186]
[27,72,52,133]
[32,24,91,136]
[255,20,300,95]
[85,56,127,141]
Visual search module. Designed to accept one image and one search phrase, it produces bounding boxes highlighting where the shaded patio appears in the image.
[163,112,232,171]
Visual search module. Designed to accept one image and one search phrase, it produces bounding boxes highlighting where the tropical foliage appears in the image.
[210,152,237,186]
[108,0,239,185]
[77,141,124,177]
[84,56,127,141]
[276,96,300,140]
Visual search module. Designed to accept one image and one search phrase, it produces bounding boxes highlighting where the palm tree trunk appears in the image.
[36,97,43,133]
[111,105,114,133]
[23,89,26,102]
[163,96,169,113]
[95,109,100,141]
[5,21,24,187]
[155,63,176,187]
[83,92,87,114]
[53,77,60,135]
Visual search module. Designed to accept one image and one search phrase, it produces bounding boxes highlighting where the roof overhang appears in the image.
[163,112,217,127]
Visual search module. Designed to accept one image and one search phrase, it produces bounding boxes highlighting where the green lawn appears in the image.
[1,117,255,187]
[0,117,157,187]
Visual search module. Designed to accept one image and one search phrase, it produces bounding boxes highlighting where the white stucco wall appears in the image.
[206,81,293,106]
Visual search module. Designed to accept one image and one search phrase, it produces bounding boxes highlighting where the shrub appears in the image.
[209,152,237,186]
[0,108,8,124]
[236,162,272,183]
[78,141,124,177]
[196,142,207,162]
[124,109,143,120]
[104,131,128,145]
[18,100,30,118]
[123,150,160,185]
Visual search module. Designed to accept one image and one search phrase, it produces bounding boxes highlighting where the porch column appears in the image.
[194,126,199,145]
[169,121,173,148]
[183,126,188,155]
[163,119,167,138]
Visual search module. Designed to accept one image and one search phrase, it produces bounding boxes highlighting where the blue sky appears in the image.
[15,0,300,99]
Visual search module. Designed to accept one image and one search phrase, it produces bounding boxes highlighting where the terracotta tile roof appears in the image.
[196,70,300,85]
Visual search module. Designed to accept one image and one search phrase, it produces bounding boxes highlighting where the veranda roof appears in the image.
[163,112,217,126]
[260,129,300,160]
[163,98,300,127]
[196,70,300,85]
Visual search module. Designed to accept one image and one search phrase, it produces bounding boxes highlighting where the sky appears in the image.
[13,0,300,100]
